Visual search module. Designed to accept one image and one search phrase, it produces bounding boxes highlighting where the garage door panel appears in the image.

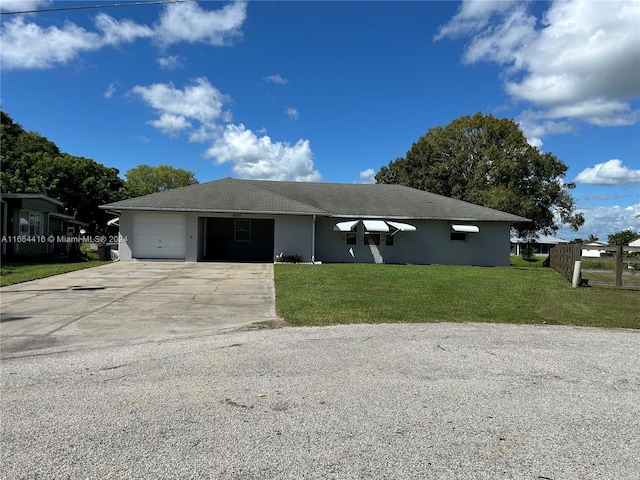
[134,214,186,259]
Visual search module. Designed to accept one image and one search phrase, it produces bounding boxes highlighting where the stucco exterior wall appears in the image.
[314,217,511,266]
[273,215,314,262]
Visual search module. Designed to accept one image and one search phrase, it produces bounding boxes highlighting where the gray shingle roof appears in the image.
[101,177,530,222]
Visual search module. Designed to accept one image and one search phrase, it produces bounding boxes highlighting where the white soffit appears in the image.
[387,221,416,232]
[451,224,480,233]
[363,220,389,232]
[334,220,359,232]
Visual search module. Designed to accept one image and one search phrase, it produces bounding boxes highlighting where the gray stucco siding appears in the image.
[314,217,511,266]
[273,215,314,262]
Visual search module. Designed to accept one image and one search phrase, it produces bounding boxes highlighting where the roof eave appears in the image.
[99,205,326,216]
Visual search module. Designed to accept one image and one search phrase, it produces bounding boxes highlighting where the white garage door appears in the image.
[133,214,186,259]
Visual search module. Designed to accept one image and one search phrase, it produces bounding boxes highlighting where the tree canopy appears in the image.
[1,111,200,231]
[1,111,124,231]
[607,229,639,246]
[123,164,198,198]
[375,113,584,237]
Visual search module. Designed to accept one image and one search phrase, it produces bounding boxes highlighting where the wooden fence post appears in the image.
[616,245,623,287]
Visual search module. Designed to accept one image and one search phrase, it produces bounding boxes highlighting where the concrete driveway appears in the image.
[0,262,279,358]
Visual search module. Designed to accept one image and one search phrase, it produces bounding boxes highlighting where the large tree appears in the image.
[123,164,198,198]
[375,113,584,237]
[1,111,124,231]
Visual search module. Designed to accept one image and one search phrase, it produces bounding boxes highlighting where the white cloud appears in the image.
[131,77,230,127]
[104,81,119,99]
[146,113,192,136]
[154,0,246,46]
[94,12,153,45]
[517,110,573,148]
[434,0,516,42]
[358,168,376,184]
[436,0,640,140]
[205,124,321,182]
[264,74,288,85]
[0,1,50,13]
[0,16,103,69]
[132,78,321,181]
[0,1,247,70]
[157,55,184,70]
[574,159,640,186]
[559,203,640,240]
[285,107,299,120]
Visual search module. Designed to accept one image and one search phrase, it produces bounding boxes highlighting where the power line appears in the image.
[0,0,195,16]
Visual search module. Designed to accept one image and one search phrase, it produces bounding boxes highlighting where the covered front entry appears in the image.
[200,217,275,262]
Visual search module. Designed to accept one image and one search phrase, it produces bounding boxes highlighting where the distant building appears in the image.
[510,234,568,256]
[581,241,608,258]
[1,193,86,257]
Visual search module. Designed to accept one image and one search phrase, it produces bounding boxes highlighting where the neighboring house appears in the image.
[1,193,86,257]
[100,178,530,266]
[629,236,640,248]
[510,234,568,256]
[582,241,608,258]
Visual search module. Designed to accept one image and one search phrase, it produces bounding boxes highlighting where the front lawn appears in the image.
[274,264,639,329]
[1,257,110,287]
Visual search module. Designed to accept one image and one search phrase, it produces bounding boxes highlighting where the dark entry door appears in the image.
[202,218,274,261]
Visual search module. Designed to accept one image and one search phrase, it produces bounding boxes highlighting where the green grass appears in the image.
[583,260,616,270]
[274,264,640,329]
[1,256,109,287]
[509,255,547,268]
[582,270,640,288]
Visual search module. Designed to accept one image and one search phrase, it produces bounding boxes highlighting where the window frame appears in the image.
[234,219,251,242]
[385,233,395,246]
[19,210,43,236]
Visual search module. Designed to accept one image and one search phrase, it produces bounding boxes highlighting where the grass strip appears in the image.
[1,259,109,287]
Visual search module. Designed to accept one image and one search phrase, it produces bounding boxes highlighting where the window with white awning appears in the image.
[450,224,479,242]
[333,219,417,246]
[450,224,479,233]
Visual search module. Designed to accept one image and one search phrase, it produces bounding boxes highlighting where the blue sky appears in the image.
[1,0,639,241]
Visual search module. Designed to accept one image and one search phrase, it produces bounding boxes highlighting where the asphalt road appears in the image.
[2,322,639,479]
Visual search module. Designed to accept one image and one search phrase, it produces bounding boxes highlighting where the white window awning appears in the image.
[363,220,389,232]
[333,220,359,232]
[451,224,479,233]
[387,221,417,232]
